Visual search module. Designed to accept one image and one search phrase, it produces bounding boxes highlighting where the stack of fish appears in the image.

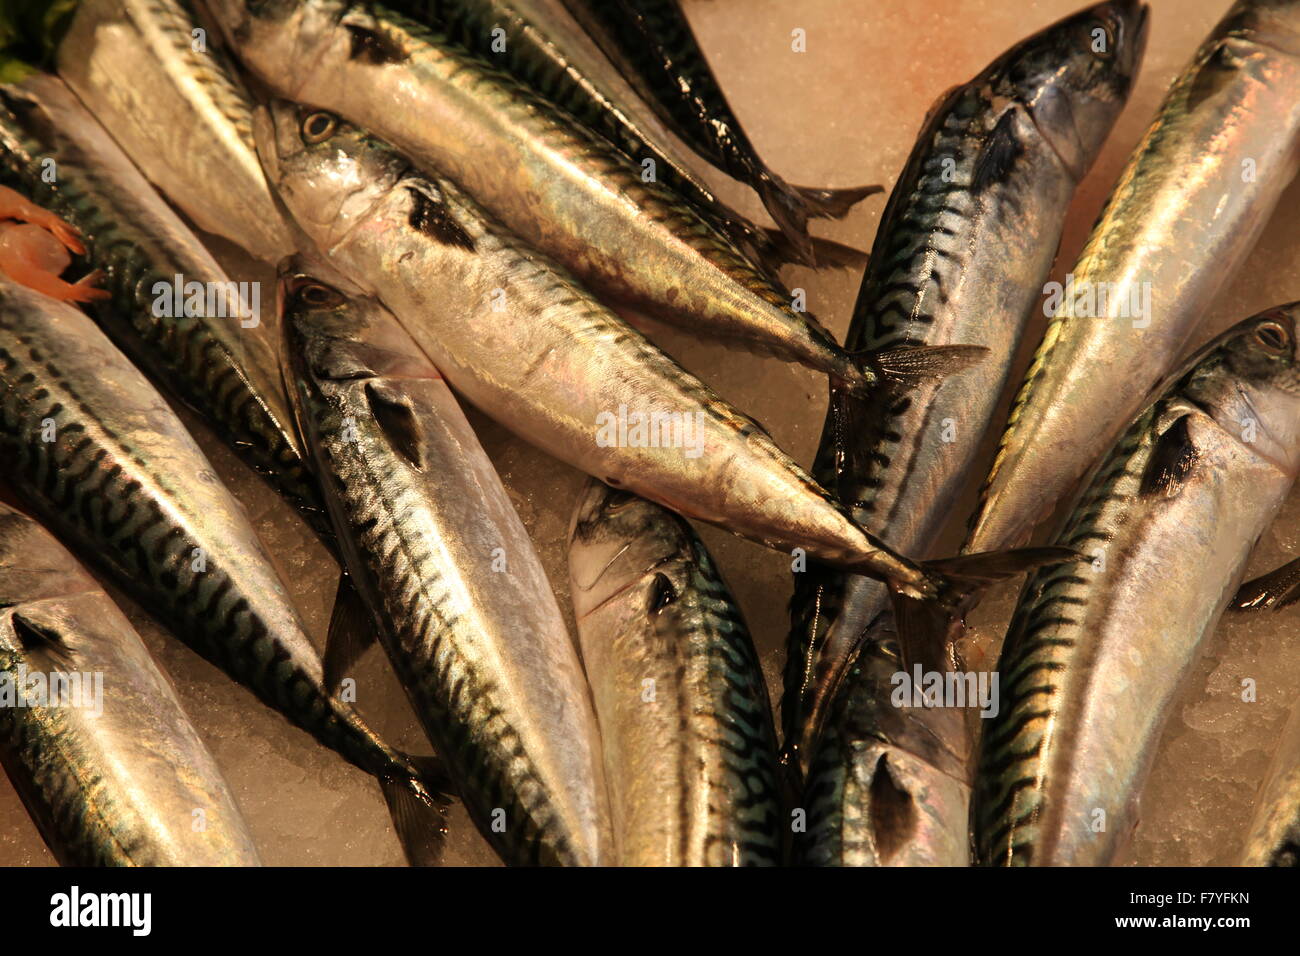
[0,0,1297,867]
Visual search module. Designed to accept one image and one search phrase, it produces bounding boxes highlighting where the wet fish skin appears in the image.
[784,0,1147,793]
[257,100,935,595]
[0,501,261,867]
[280,264,611,866]
[568,480,782,866]
[966,0,1300,556]
[557,0,876,256]
[208,0,877,392]
[973,304,1300,866]
[0,73,332,547]
[0,277,445,864]
[56,0,294,263]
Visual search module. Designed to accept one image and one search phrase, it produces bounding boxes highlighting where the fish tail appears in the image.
[379,754,453,867]
[757,171,881,262]
[1232,555,1300,611]
[889,548,1081,673]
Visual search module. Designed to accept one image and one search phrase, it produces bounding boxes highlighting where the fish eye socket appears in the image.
[1255,320,1291,353]
[300,112,338,144]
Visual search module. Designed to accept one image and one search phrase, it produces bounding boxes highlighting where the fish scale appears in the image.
[0,280,445,865]
[0,75,331,545]
[974,305,1300,866]
[568,483,781,865]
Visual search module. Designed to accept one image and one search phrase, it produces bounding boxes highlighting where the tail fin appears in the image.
[756,174,882,265]
[1233,556,1300,611]
[889,548,1081,673]
[379,755,453,867]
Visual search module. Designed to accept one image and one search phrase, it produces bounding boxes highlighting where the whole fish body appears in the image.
[557,0,876,258]
[785,0,1147,817]
[973,303,1300,866]
[256,101,940,598]
[966,0,1300,556]
[280,263,611,866]
[55,0,294,263]
[0,501,260,866]
[208,0,881,392]
[568,480,781,866]
[0,278,445,864]
[0,72,331,545]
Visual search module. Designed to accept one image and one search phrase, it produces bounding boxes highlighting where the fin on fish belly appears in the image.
[858,343,990,390]
[888,547,1084,674]
[324,572,380,694]
[1233,555,1300,612]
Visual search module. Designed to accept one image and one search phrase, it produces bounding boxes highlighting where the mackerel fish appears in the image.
[973,303,1300,866]
[0,500,260,866]
[568,480,781,866]
[280,261,611,866]
[786,0,1147,865]
[256,100,957,599]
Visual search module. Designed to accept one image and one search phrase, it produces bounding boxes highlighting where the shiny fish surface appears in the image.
[966,0,1300,555]
[785,0,1146,804]
[568,481,781,866]
[0,72,330,544]
[280,266,611,866]
[56,0,294,263]
[0,278,445,864]
[973,304,1300,866]
[0,501,260,866]
[256,102,937,596]
[208,0,878,391]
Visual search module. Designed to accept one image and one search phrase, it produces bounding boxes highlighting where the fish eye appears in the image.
[1254,320,1292,353]
[290,277,344,309]
[300,111,338,144]
[1085,20,1115,59]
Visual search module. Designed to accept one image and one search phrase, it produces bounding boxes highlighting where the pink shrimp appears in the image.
[0,185,108,303]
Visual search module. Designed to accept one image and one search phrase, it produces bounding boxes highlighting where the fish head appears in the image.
[994,0,1149,179]
[568,480,693,621]
[256,100,407,252]
[205,0,345,93]
[278,257,433,389]
[1186,303,1300,474]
